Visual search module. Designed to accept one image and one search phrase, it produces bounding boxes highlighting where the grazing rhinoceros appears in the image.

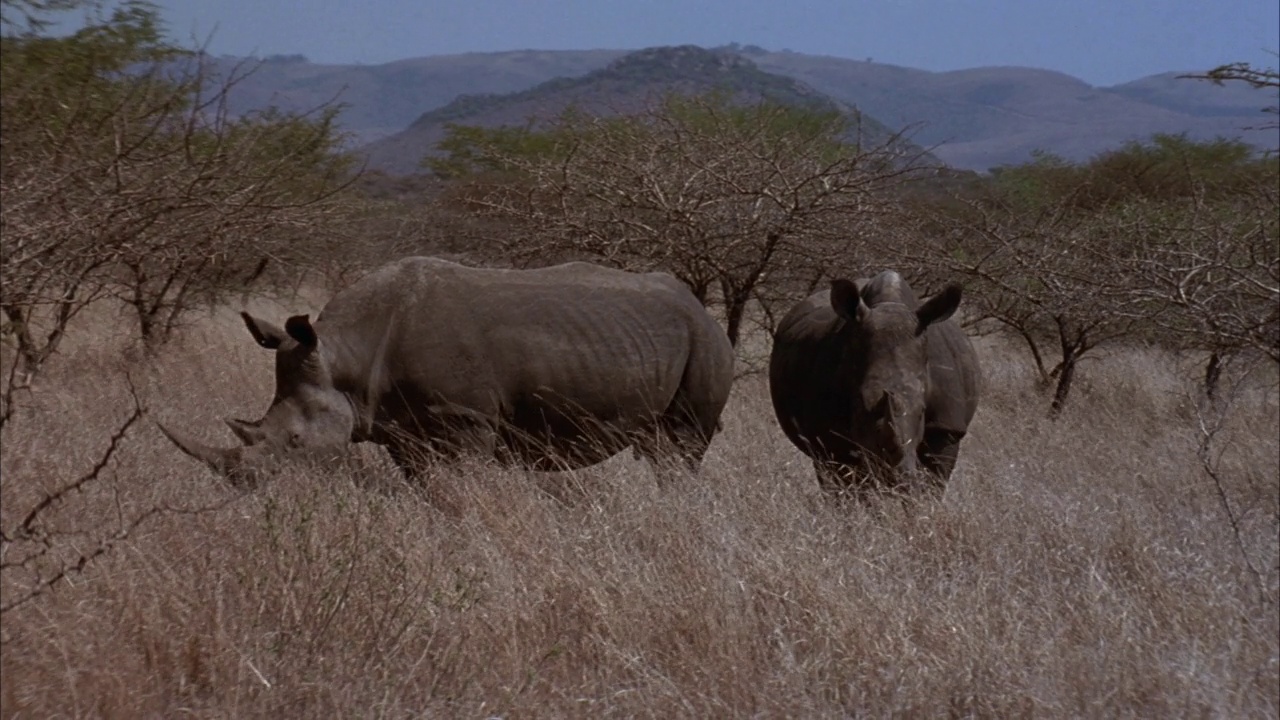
[768,270,980,500]
[159,256,735,483]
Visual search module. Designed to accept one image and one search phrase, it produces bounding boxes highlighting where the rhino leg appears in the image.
[643,328,730,480]
[814,457,893,506]
[919,428,964,484]
[640,371,726,480]
[633,420,712,484]
[377,403,503,477]
[633,393,721,482]
[410,404,498,460]
[381,420,499,480]
[383,440,422,479]
[813,459,853,500]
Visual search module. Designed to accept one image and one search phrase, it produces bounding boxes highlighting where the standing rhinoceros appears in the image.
[768,270,980,500]
[160,256,735,482]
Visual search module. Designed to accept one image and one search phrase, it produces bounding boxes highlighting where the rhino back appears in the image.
[320,257,716,430]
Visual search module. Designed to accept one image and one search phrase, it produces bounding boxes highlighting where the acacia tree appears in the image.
[1097,177,1278,392]
[901,135,1278,414]
[0,1,180,383]
[901,170,1142,414]
[429,93,932,346]
[1180,59,1279,131]
[0,0,354,399]
[0,0,316,614]
[1053,137,1279,387]
[100,100,355,348]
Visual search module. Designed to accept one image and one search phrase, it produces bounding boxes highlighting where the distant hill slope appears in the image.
[206,50,625,144]
[746,51,1276,170]
[360,46,921,176]
[1104,71,1276,117]
[208,47,1277,173]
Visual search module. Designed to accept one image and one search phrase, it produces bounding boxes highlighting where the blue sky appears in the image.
[86,1,1280,86]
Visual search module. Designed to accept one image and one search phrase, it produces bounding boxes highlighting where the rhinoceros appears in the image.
[159,256,735,482]
[768,270,980,499]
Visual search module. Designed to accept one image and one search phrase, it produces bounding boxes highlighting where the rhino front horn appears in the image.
[156,420,245,476]
[225,417,264,445]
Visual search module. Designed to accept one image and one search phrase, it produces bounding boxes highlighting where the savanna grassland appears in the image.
[4,4,1277,716]
[2,297,1277,718]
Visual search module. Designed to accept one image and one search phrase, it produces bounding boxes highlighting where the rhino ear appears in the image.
[830,279,868,323]
[285,314,317,348]
[242,312,288,349]
[917,284,962,333]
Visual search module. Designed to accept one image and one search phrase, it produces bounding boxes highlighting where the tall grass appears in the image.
[2,305,1277,718]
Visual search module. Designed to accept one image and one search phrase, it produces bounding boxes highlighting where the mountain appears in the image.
[204,47,1277,173]
[747,52,1276,169]
[204,49,625,144]
[1103,71,1275,117]
[360,46,920,176]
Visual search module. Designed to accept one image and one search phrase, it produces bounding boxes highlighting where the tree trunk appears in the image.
[1018,325,1051,386]
[1203,351,1224,400]
[720,278,757,348]
[3,301,73,383]
[1049,316,1087,417]
[724,293,748,347]
[1049,352,1077,417]
[688,280,710,307]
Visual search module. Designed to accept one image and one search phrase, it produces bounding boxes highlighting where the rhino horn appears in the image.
[225,417,264,445]
[157,420,245,476]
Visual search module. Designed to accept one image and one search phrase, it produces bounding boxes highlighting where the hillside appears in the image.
[207,46,1277,173]
[360,46,918,176]
[749,51,1276,169]
[206,49,625,144]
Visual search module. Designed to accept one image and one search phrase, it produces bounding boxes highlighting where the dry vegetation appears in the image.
[3,7,1277,716]
[2,300,1276,718]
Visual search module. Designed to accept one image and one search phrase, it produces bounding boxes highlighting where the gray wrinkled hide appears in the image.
[181,257,735,479]
[768,270,981,499]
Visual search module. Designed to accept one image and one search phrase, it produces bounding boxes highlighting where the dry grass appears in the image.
[2,303,1277,718]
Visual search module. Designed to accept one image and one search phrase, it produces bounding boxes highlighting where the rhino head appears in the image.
[829,278,962,480]
[159,312,356,483]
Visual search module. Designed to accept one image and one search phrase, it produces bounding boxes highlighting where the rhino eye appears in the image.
[287,432,303,448]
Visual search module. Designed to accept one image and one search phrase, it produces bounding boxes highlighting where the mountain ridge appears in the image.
[362,45,924,175]
[200,46,1276,173]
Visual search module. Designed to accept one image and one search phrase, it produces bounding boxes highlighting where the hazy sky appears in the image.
[113,1,1280,86]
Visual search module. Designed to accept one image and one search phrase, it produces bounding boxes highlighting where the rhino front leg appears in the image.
[420,405,499,463]
[813,459,859,503]
[383,440,422,479]
[919,428,964,484]
[381,424,498,487]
